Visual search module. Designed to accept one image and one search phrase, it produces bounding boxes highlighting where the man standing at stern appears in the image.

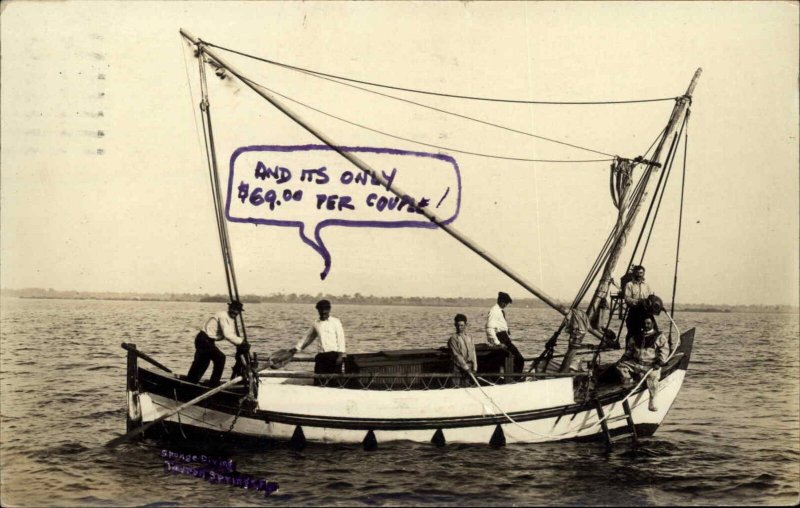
[187,301,245,386]
[486,291,525,372]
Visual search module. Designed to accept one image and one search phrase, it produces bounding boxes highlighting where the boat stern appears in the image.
[125,343,143,432]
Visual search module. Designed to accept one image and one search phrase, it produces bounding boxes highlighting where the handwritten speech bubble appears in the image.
[226,145,461,279]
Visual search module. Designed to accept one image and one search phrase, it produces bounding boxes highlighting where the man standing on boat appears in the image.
[623,265,653,340]
[187,301,245,386]
[448,314,477,387]
[291,299,346,374]
[486,292,524,372]
[616,315,669,411]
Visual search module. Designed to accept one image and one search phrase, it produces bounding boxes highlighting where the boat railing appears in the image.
[259,369,584,390]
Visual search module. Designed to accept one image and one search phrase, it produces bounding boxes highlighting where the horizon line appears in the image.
[1,287,797,309]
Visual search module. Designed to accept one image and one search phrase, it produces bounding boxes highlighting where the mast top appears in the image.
[684,68,703,99]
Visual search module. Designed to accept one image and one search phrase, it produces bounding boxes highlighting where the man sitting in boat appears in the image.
[290,299,346,374]
[187,301,245,386]
[616,315,669,411]
[486,291,524,372]
[448,313,477,387]
[623,265,654,341]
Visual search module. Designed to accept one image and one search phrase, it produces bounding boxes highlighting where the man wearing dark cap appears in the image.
[291,299,346,374]
[187,301,245,386]
[485,292,525,372]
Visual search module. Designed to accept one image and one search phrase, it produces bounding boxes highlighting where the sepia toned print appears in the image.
[1,2,798,506]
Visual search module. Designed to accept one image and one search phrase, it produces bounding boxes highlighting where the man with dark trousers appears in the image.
[485,291,525,373]
[624,265,654,341]
[187,301,245,386]
[291,299,346,374]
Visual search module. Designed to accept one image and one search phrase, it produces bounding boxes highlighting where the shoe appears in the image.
[648,401,658,412]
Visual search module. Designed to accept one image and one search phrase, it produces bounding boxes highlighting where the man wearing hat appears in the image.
[187,301,245,386]
[486,292,525,373]
[291,299,346,374]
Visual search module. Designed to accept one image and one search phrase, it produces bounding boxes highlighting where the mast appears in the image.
[585,69,702,323]
[194,36,248,340]
[180,29,570,318]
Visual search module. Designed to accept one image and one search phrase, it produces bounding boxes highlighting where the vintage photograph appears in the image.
[1,1,798,506]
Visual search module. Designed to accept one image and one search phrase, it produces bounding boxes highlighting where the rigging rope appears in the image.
[236,73,613,163]
[639,112,689,261]
[633,111,689,266]
[197,54,234,302]
[636,134,680,262]
[669,110,690,339]
[281,63,617,158]
[206,41,680,105]
[180,40,207,166]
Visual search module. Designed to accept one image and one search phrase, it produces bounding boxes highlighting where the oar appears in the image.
[105,374,246,449]
[106,347,304,448]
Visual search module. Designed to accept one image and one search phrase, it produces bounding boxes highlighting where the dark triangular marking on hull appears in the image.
[490,424,506,447]
[289,425,306,451]
[431,428,446,447]
[363,429,378,451]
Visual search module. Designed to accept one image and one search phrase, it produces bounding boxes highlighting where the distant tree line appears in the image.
[1,287,797,313]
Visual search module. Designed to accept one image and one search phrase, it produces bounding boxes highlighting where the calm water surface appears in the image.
[1,298,798,506]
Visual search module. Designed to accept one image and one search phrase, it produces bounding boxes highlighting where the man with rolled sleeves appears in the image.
[187,301,245,386]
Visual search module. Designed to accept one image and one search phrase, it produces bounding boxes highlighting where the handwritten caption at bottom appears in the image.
[161,449,278,496]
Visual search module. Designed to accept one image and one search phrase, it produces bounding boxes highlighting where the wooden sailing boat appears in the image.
[115,30,699,449]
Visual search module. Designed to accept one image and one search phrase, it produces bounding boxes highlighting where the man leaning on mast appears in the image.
[187,301,245,386]
[623,265,654,341]
[486,292,525,373]
[290,299,346,374]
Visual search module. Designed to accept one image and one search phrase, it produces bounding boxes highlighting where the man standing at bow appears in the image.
[624,265,654,340]
[291,299,346,374]
[616,315,669,411]
[486,291,524,373]
[187,301,245,386]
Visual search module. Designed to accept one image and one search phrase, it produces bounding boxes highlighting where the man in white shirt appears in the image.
[485,292,524,373]
[187,301,245,386]
[291,300,346,374]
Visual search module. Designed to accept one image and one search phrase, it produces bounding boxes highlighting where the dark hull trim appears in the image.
[132,419,661,448]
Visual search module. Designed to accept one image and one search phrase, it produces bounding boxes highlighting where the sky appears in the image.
[1,1,798,306]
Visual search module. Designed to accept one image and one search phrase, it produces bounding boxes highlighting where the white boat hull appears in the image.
[125,329,693,447]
